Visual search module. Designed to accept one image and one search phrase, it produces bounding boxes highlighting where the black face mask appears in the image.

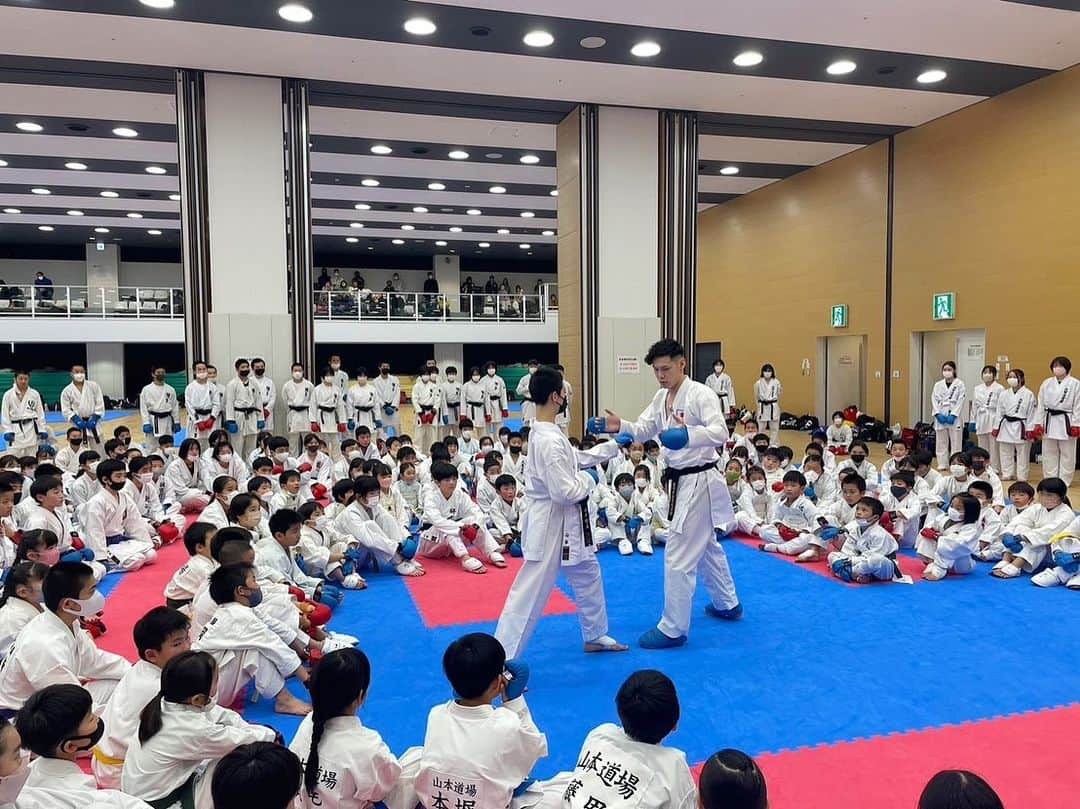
[851,455,867,464]
[63,717,105,753]
[380,369,389,376]
[70,438,82,447]
[754,444,768,454]
[253,368,265,377]
[306,445,319,454]
[107,479,126,492]
[239,369,250,377]
[971,461,986,471]
[509,446,522,455]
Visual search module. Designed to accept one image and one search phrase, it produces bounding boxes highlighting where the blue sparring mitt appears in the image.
[597,507,609,528]
[503,659,530,700]
[509,540,523,557]
[142,423,154,434]
[37,431,48,440]
[819,526,841,541]
[375,419,383,428]
[934,414,948,425]
[586,416,610,435]
[257,419,266,429]
[442,415,449,426]
[400,536,419,559]
[72,417,84,430]
[1002,533,1024,554]
[945,414,957,425]
[408,514,421,531]
[584,468,600,484]
[2,433,13,444]
[318,583,344,608]
[626,516,643,535]
[225,420,239,434]
[1053,550,1080,574]
[659,426,689,451]
[172,422,182,433]
[347,419,355,431]
[88,414,99,428]
[805,484,817,501]
[613,432,634,447]
[831,558,854,582]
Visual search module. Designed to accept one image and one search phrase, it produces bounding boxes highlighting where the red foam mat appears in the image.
[405,553,577,627]
[731,536,925,584]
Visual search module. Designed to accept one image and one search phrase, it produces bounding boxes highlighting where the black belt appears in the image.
[288,405,309,411]
[357,405,374,412]
[758,399,777,404]
[445,402,460,410]
[661,461,717,520]
[318,405,336,413]
[149,410,171,418]
[194,408,212,416]
[1045,408,1071,433]
[234,406,258,414]
[489,395,501,400]
[12,417,36,426]
[467,400,484,407]
[420,405,435,413]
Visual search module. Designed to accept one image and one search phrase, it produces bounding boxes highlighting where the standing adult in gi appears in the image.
[225,358,263,460]
[483,363,509,436]
[1034,355,1080,486]
[2,371,49,454]
[411,368,441,453]
[373,363,401,440]
[495,366,628,658]
[251,357,276,433]
[516,361,539,427]
[931,361,967,470]
[60,364,105,452]
[752,364,782,445]
[139,365,180,453]
[282,363,314,454]
[705,358,735,416]
[184,360,220,442]
[439,366,462,440]
[591,339,743,649]
[347,367,382,437]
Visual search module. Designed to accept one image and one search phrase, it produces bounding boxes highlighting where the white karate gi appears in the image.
[719,481,763,536]
[290,714,402,809]
[82,489,158,571]
[807,470,839,507]
[619,379,739,638]
[462,380,490,432]
[269,489,312,517]
[827,521,899,581]
[54,443,83,475]
[752,378,782,444]
[971,381,1004,471]
[347,382,383,436]
[139,382,179,451]
[931,378,967,469]
[333,502,404,567]
[419,485,500,565]
[92,659,162,789]
[516,372,536,426]
[1,386,47,453]
[312,383,348,458]
[163,554,218,604]
[20,757,152,809]
[298,524,350,578]
[200,454,249,493]
[705,371,735,415]
[184,379,221,441]
[416,697,547,809]
[123,479,183,539]
[60,380,105,450]
[225,377,263,458]
[439,379,463,439]
[992,502,1076,573]
[254,372,276,431]
[412,379,442,452]
[978,503,1026,562]
[255,536,323,598]
[488,494,523,539]
[162,457,211,513]
[373,374,402,438]
[193,601,301,703]
[825,423,853,451]
[495,424,620,657]
[0,609,129,712]
[1032,515,1080,588]
[878,490,923,548]
[1035,374,1080,486]
[760,494,820,554]
[122,698,275,809]
[925,521,980,577]
[969,468,1005,506]
[995,385,1037,481]
[482,372,509,434]
[0,598,39,661]
[555,380,573,435]
[283,378,316,452]
[503,450,528,488]
[23,503,76,552]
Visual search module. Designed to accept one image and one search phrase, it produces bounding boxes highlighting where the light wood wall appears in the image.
[556,109,584,432]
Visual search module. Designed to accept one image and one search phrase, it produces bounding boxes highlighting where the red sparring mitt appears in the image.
[1031,424,1045,440]
[725,440,735,450]
[920,527,940,540]
[263,408,270,420]
[310,483,328,500]
[833,446,848,455]
[501,409,509,419]
[337,423,347,433]
[1070,426,1080,438]
[288,585,306,601]
[198,417,216,431]
[157,523,180,545]
[310,422,321,433]
[272,465,284,475]
[71,536,85,550]
[298,462,313,473]
[777,525,799,542]
[991,429,999,438]
[485,414,492,424]
[461,524,479,542]
[308,603,331,627]
[771,481,784,493]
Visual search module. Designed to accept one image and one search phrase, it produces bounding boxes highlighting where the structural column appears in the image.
[284,78,315,375]
[557,105,698,431]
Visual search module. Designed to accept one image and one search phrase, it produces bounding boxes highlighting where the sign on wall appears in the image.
[830,304,848,328]
[932,292,956,321]
[616,355,641,374]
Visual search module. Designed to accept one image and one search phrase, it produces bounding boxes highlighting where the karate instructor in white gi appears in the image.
[495,366,629,658]
[590,338,743,648]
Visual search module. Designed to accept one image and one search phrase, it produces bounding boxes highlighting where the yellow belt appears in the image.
[92,746,124,767]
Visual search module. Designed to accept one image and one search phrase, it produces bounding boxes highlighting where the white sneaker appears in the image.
[322,636,354,653]
[341,573,367,590]
[327,630,359,645]
[1031,568,1061,587]
[618,539,633,556]
[636,539,653,555]
[462,556,487,574]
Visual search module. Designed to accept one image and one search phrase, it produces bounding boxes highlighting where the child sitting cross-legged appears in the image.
[827,497,901,584]
[296,500,367,590]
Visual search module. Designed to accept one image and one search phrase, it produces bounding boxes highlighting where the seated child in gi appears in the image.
[836,442,878,495]
[0,562,48,658]
[332,477,424,577]
[420,462,505,574]
[966,481,1003,558]
[828,497,900,584]
[978,481,1034,562]
[269,470,310,516]
[879,471,923,549]
[718,459,763,538]
[124,456,182,548]
[1032,510,1080,590]
[289,648,402,809]
[163,522,218,610]
[992,476,1075,579]
[122,650,276,808]
[635,464,670,548]
[917,493,981,580]
[758,471,820,558]
[297,500,367,590]
[200,475,238,529]
[256,509,343,610]
[416,633,545,809]
[606,472,654,557]
[488,474,523,555]
[826,411,853,454]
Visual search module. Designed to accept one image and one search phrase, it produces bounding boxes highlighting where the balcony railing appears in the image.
[0,285,184,318]
[314,286,556,323]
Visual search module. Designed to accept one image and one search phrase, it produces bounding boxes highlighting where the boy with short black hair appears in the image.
[488,474,523,555]
[828,497,900,584]
[758,471,819,557]
[163,522,218,609]
[256,509,338,607]
[967,480,1003,555]
[880,470,923,549]
[83,459,157,572]
[421,462,505,574]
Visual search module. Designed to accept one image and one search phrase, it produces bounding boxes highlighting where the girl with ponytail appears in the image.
[122,650,276,808]
[289,647,402,807]
[0,562,47,658]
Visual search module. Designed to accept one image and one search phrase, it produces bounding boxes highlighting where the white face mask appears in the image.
[63,589,106,617]
[856,518,871,530]
[0,751,31,804]
[982,373,995,383]
[472,376,481,383]
[950,465,967,478]
[487,473,499,484]
[751,480,766,493]
[763,371,773,378]
[946,507,962,522]
[486,368,496,377]
[72,372,86,383]
[618,486,634,499]
[1053,366,1067,379]
[186,454,198,464]
[1007,377,1019,388]
[137,472,154,484]
[225,490,238,503]
[833,418,843,426]
[714,367,723,375]
[365,494,380,508]
[943,370,954,380]
[420,375,430,383]
[462,430,473,440]
[447,375,456,382]
[323,378,334,387]
[331,363,341,371]
[347,450,361,460]
[804,471,819,484]
[635,478,648,489]
[314,515,329,530]
[274,451,289,462]
[258,491,272,502]
[292,371,304,381]
[218,453,232,464]
[88,461,100,475]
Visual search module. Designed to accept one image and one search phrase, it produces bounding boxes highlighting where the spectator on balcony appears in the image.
[391,273,403,292]
[33,271,54,301]
[331,268,343,288]
[316,267,330,289]
[460,276,476,316]
[484,275,498,295]
[351,271,364,288]
[422,272,440,315]
[499,277,511,294]
[534,278,544,295]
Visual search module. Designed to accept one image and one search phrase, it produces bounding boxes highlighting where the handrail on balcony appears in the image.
[313,284,555,324]
[0,284,184,319]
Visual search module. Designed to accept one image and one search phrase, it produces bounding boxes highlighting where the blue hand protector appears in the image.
[345,547,369,566]
[1002,533,1023,554]
[934,414,948,425]
[408,514,421,530]
[614,432,634,447]
[805,484,817,501]
[586,416,610,435]
[88,415,99,428]
[945,414,957,425]
[2,433,13,444]
[509,540,523,558]
[60,549,85,564]
[80,548,95,561]
[257,420,266,430]
[142,424,154,434]
[597,507,609,528]
[172,422,182,433]
[503,659,530,700]
[400,536,419,559]
[626,516,643,535]
[38,431,48,440]
[318,583,344,607]
[442,415,449,426]
[347,420,355,431]
[659,426,689,451]
[225,420,239,434]
[375,419,383,428]
[1053,550,1080,574]
[819,526,841,540]
[584,468,600,484]
[72,417,84,430]
[831,558,854,582]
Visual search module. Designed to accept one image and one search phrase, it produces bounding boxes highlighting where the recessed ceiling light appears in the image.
[466,209,482,215]
[733,50,764,67]
[485,152,503,159]
[404,17,436,35]
[147,229,162,235]
[0,159,6,167]
[719,166,739,175]
[427,182,446,191]
[367,246,374,250]
[16,122,43,133]
[370,144,393,155]
[448,150,469,160]
[519,154,540,165]
[30,187,50,195]
[479,242,491,248]
[140,0,175,7]
[94,227,110,234]
[827,60,857,76]
[519,243,531,249]
[100,191,119,198]
[917,69,947,84]
[169,194,181,201]
[631,41,661,58]
[401,224,415,231]
[542,230,554,236]
[354,203,371,210]
[520,211,535,218]
[66,210,84,216]
[2,208,20,214]
[349,222,364,228]
[39,225,55,232]
[65,161,88,170]
[361,178,380,187]
[127,212,143,219]
[412,206,428,213]
[112,127,139,138]
[549,189,558,196]
[435,240,448,246]
[580,36,607,49]
[145,165,167,174]
[278,4,313,23]
[523,30,554,48]
[449,226,463,233]
[392,238,405,245]
[497,228,510,234]
[488,186,506,194]
[345,237,359,243]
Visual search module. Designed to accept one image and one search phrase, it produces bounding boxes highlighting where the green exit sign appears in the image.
[933,292,956,321]
[830,304,848,328]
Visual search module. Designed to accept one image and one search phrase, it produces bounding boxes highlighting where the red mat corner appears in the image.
[731,535,925,584]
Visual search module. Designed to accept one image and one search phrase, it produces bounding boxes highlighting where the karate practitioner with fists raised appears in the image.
[589,339,742,649]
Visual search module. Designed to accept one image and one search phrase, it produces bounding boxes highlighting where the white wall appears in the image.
[118,262,181,288]
[0,259,85,287]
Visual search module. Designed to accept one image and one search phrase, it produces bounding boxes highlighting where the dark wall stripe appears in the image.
[883,135,895,424]
[581,104,600,421]
[175,69,210,367]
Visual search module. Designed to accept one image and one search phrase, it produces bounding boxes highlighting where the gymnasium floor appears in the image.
[16,412,1080,807]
